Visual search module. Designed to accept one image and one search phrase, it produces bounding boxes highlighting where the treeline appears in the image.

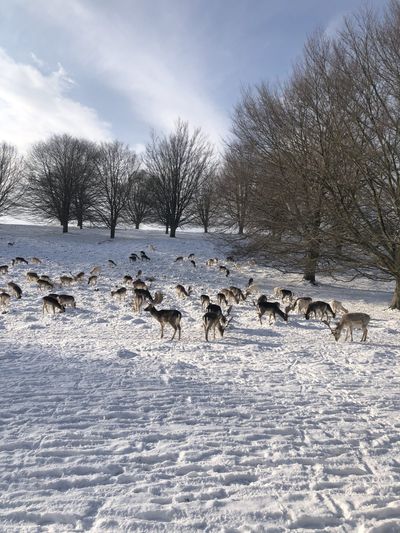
[224,1,400,309]
[0,120,222,238]
[1,1,400,307]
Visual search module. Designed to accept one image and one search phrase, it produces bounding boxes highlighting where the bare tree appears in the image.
[145,120,215,237]
[71,141,98,229]
[92,141,138,238]
[125,170,152,229]
[26,134,92,233]
[193,165,219,233]
[0,142,24,215]
[218,142,255,235]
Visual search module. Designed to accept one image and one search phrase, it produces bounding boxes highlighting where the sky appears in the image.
[0,0,385,153]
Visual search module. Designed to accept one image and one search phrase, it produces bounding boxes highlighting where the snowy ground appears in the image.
[0,224,399,532]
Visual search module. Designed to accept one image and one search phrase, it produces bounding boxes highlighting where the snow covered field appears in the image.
[0,223,399,532]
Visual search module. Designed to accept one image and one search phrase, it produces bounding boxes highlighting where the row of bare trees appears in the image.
[219,0,400,308]
[0,121,222,238]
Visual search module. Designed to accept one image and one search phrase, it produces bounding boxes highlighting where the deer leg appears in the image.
[350,327,353,341]
[177,324,181,340]
[171,326,177,341]
[160,324,164,339]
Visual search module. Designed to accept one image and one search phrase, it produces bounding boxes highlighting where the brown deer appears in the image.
[257,301,288,325]
[324,313,370,342]
[176,284,192,298]
[42,295,65,315]
[203,312,231,341]
[7,282,22,299]
[144,304,182,340]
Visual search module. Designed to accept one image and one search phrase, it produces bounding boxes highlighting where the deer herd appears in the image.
[0,250,371,343]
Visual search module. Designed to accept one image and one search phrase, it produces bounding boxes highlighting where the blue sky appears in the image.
[0,0,385,152]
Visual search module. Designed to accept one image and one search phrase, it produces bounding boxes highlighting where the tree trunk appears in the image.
[135,222,140,229]
[238,223,244,235]
[303,241,320,285]
[204,224,208,233]
[110,225,116,239]
[390,277,400,310]
[77,213,83,229]
[62,220,68,233]
[170,226,176,238]
[165,223,169,234]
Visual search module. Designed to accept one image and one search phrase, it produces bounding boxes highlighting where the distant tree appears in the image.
[26,134,92,233]
[0,142,24,216]
[70,141,98,229]
[125,170,152,229]
[145,120,215,237]
[193,164,219,233]
[218,142,255,235]
[92,140,138,238]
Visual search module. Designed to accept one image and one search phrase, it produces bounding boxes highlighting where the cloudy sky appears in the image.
[0,0,384,152]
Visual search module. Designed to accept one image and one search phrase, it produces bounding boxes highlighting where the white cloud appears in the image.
[24,0,229,148]
[0,48,111,151]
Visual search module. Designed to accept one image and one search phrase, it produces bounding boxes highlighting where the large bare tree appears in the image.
[92,140,138,238]
[26,134,94,233]
[124,170,153,230]
[0,142,24,216]
[145,120,215,237]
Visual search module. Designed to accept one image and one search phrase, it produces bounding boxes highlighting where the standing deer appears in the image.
[324,313,370,342]
[7,282,22,299]
[111,287,127,301]
[42,295,65,315]
[0,292,11,311]
[60,275,74,287]
[200,294,210,310]
[203,312,230,341]
[176,284,192,298]
[257,301,288,325]
[37,279,54,292]
[144,304,182,340]
[305,301,335,321]
[330,300,349,315]
[49,294,76,308]
[0,265,9,274]
[88,275,98,286]
[26,272,39,283]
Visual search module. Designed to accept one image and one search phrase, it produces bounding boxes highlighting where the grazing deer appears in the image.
[88,275,98,286]
[175,256,184,262]
[133,279,148,290]
[226,256,235,262]
[60,275,74,286]
[133,291,146,313]
[206,303,224,316]
[0,292,11,311]
[123,275,133,286]
[273,287,293,303]
[188,253,195,259]
[217,292,229,307]
[108,259,117,267]
[257,301,288,325]
[288,297,312,315]
[37,278,54,291]
[305,301,335,321]
[229,286,246,302]
[129,253,139,262]
[140,251,150,261]
[219,288,237,305]
[42,295,65,315]
[330,300,349,315]
[26,272,39,283]
[200,294,210,310]
[144,304,182,340]
[203,312,230,341]
[74,272,85,282]
[206,258,218,266]
[219,265,230,277]
[49,294,76,308]
[176,284,192,298]
[190,260,196,268]
[111,287,127,301]
[324,313,370,342]
[0,265,9,274]
[40,275,52,282]
[31,257,42,264]
[7,282,22,299]
[12,257,28,265]
[90,266,101,275]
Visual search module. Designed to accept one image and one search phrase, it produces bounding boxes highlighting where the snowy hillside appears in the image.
[0,224,399,532]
